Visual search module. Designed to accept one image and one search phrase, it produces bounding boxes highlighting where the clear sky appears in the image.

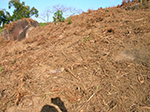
[0,0,123,23]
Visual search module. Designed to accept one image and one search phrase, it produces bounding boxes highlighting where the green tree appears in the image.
[0,9,11,27]
[0,0,39,27]
[53,10,65,22]
[9,0,39,21]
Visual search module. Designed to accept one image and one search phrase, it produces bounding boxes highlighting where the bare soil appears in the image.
[0,2,150,112]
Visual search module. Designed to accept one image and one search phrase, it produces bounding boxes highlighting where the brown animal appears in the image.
[0,18,39,41]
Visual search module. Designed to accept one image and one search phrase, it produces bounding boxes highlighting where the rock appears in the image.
[18,26,35,41]
[0,18,39,41]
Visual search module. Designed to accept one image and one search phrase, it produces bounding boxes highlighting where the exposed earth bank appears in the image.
[0,2,150,112]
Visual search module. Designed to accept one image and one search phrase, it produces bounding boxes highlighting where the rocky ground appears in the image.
[0,1,150,112]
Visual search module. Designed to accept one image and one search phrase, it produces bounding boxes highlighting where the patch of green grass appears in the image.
[0,67,3,72]
[82,35,92,42]
[39,22,48,27]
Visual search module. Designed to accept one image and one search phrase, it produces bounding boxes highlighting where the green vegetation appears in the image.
[0,10,11,27]
[52,10,73,25]
[0,0,39,27]
[53,10,65,23]
[41,92,52,98]
[0,67,3,72]
[67,17,72,24]
[0,27,5,34]
[39,22,48,27]
[82,35,91,42]
[105,9,109,12]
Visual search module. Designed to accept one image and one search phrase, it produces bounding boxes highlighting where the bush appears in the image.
[53,10,65,23]
[67,17,72,24]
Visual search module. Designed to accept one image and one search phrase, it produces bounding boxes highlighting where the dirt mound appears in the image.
[0,3,150,112]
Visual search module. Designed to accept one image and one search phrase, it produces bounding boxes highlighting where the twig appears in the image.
[16,93,22,106]
[16,92,28,106]
[135,18,144,22]
[78,93,95,111]
[24,51,44,70]
[96,94,101,110]
[141,106,150,109]
[108,104,117,112]
[64,65,80,81]
[24,55,40,70]
[17,53,24,59]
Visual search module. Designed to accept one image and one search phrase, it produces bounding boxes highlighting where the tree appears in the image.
[9,0,39,21]
[39,7,51,22]
[51,5,82,17]
[10,0,20,2]
[0,0,39,27]
[0,9,11,27]
[39,5,82,22]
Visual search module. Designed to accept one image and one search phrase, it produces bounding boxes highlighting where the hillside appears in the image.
[0,2,150,112]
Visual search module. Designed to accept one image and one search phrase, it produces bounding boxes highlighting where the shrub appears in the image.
[53,10,65,23]
[67,17,72,24]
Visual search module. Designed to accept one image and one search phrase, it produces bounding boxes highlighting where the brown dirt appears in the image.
[0,2,150,112]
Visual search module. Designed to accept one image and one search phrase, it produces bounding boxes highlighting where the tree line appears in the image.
[0,0,38,27]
